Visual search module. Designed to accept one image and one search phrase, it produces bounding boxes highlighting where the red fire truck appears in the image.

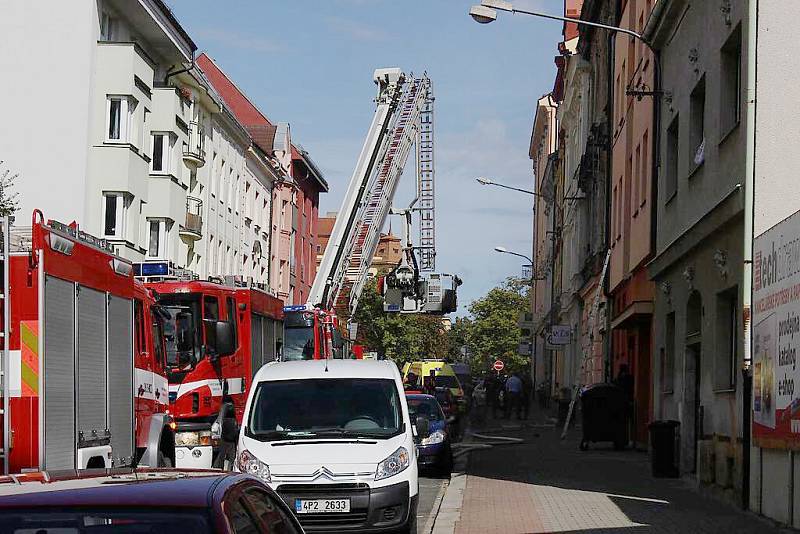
[1,212,175,474]
[141,274,283,468]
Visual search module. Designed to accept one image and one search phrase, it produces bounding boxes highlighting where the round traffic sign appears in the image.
[493,360,505,372]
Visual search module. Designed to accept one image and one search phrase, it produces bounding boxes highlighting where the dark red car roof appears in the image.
[0,469,240,509]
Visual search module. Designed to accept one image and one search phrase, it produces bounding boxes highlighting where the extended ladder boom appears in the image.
[308,68,405,311]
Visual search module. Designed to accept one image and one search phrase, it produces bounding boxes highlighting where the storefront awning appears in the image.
[611,300,654,331]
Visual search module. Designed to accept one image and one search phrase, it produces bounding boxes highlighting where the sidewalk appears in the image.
[432,410,790,534]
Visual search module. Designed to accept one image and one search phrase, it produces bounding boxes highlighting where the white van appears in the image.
[237,360,421,533]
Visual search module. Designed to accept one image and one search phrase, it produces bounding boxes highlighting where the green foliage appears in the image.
[351,279,449,367]
[463,277,530,375]
[0,161,19,217]
[351,277,530,375]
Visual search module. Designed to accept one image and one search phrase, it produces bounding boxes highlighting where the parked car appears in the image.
[238,359,420,533]
[406,393,454,474]
[0,468,304,533]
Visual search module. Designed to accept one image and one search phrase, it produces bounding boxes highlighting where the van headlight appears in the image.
[375,447,410,481]
[421,430,445,446]
[237,449,271,482]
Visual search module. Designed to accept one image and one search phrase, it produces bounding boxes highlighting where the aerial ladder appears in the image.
[283,68,460,360]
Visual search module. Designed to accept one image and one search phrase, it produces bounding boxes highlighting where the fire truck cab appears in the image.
[1,212,174,474]
[142,272,283,468]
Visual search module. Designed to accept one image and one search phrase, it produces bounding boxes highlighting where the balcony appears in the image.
[179,197,203,242]
[182,121,206,170]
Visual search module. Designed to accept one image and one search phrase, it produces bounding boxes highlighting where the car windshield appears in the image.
[247,378,403,440]
[407,397,444,421]
[434,375,460,389]
[158,293,203,369]
[283,326,315,361]
[0,509,211,533]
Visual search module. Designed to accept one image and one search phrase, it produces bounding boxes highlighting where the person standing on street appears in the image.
[505,373,523,419]
[614,364,635,446]
[521,373,533,420]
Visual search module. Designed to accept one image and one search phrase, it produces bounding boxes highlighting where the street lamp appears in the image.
[494,244,539,392]
[469,0,645,43]
[494,245,533,265]
[476,177,541,198]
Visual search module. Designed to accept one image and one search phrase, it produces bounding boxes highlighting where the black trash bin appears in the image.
[649,420,680,478]
[579,383,627,450]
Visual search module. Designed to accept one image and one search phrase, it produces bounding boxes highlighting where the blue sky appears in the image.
[166,0,561,315]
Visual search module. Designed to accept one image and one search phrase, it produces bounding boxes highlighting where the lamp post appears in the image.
[495,245,541,393]
[469,0,645,43]
[477,177,541,197]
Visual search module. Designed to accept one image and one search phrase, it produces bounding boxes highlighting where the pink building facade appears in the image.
[608,0,656,447]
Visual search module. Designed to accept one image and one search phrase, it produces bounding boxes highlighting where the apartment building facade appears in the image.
[197,54,327,306]
[530,94,559,391]
[1,0,276,288]
[646,0,747,504]
[606,0,657,448]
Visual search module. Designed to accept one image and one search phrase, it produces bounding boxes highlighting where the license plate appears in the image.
[295,498,351,514]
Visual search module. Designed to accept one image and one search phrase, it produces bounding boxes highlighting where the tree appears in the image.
[350,278,450,366]
[465,277,529,375]
[0,161,19,217]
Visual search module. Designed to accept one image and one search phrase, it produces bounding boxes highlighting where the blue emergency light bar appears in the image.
[283,305,309,312]
[134,262,170,277]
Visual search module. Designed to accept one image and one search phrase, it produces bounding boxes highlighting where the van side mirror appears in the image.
[214,321,236,356]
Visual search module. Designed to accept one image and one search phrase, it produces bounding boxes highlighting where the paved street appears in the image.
[419,474,449,530]
[429,413,791,534]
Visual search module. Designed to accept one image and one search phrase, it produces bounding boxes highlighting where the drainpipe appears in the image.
[603,15,616,383]
[741,0,758,512]
[164,52,196,86]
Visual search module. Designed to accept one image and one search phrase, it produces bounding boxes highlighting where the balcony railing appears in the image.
[179,196,203,241]
[182,121,206,169]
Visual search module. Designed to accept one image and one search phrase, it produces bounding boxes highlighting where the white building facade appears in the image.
[0,0,276,288]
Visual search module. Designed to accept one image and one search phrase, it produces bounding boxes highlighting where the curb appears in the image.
[421,478,449,534]
[430,471,466,534]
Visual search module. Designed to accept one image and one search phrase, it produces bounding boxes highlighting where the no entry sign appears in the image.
[493,360,505,372]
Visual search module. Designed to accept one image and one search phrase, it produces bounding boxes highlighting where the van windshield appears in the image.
[246,378,403,440]
[434,375,460,389]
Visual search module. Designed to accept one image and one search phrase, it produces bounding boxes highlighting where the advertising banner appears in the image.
[753,209,800,448]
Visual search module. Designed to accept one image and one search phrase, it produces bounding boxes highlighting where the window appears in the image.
[617,176,623,240]
[721,25,742,136]
[243,489,298,534]
[225,498,260,534]
[147,219,170,258]
[690,76,706,167]
[134,299,145,355]
[633,144,641,214]
[99,11,117,41]
[151,133,172,174]
[641,131,649,207]
[665,115,679,201]
[715,287,738,390]
[102,192,127,238]
[226,296,239,351]
[612,184,618,242]
[211,152,218,197]
[663,312,675,393]
[106,96,136,142]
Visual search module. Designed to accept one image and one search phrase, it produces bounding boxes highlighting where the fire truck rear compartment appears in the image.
[43,276,134,470]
